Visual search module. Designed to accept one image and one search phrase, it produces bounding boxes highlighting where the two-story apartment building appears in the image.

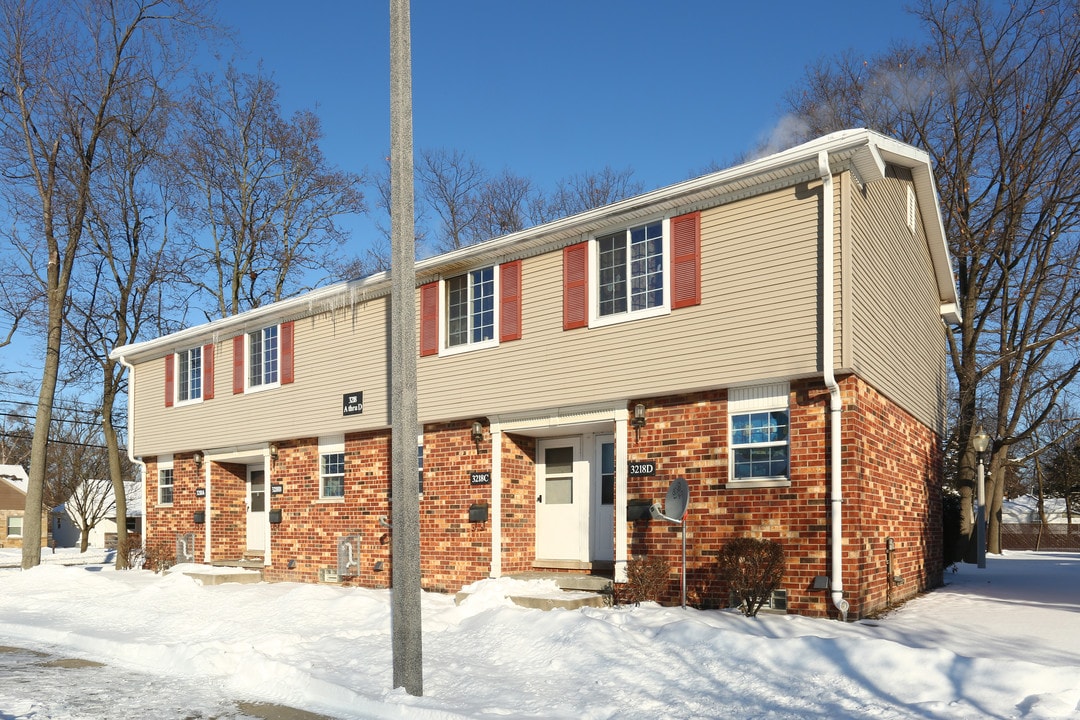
[112,129,959,619]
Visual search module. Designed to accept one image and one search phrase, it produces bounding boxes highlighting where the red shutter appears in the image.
[164,354,174,408]
[419,282,439,356]
[562,243,588,330]
[232,335,245,394]
[280,321,294,384]
[670,211,702,309]
[202,344,215,400]
[499,260,522,342]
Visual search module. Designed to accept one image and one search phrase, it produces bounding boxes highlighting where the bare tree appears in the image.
[416,148,485,253]
[539,166,644,222]
[180,63,366,318]
[0,0,205,569]
[471,169,539,241]
[63,53,189,568]
[784,0,1080,557]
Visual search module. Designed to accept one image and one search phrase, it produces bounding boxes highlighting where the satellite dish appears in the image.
[666,477,689,521]
[649,477,689,523]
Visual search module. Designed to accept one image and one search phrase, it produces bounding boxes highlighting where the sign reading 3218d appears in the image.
[342,391,364,416]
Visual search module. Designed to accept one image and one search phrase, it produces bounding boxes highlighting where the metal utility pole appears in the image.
[389,0,423,696]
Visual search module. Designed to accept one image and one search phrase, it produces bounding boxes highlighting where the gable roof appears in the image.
[53,479,144,518]
[0,464,29,495]
[111,128,959,364]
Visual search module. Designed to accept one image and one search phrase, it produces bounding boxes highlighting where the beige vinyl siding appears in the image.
[849,165,947,431]
[417,183,826,422]
[132,301,392,457]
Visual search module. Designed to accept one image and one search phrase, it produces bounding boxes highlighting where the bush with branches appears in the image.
[618,554,671,605]
[718,537,785,617]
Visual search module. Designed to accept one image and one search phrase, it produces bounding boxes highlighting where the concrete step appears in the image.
[455,572,613,611]
[509,571,613,593]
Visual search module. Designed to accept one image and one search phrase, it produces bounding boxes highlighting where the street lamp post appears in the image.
[973,427,990,569]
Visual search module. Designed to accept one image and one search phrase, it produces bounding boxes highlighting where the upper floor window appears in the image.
[177,347,202,403]
[420,261,521,357]
[563,211,700,331]
[249,326,279,388]
[165,344,214,407]
[597,221,665,317]
[447,267,495,347]
[728,383,790,485]
[231,322,294,395]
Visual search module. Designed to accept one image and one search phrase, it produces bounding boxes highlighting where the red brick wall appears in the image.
[262,431,392,587]
[841,377,944,617]
[500,432,537,575]
[622,377,942,618]
[418,421,493,593]
[144,376,941,619]
[143,454,205,564]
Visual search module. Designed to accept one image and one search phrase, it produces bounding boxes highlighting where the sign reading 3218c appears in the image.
[628,460,657,477]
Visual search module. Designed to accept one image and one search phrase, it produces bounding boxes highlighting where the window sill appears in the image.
[590,304,670,329]
[174,398,203,408]
[157,503,174,508]
[439,339,498,357]
[317,496,345,504]
[723,479,791,490]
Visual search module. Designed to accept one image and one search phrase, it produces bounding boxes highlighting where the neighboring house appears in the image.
[112,129,960,619]
[1000,494,1079,550]
[52,480,144,549]
[0,464,49,549]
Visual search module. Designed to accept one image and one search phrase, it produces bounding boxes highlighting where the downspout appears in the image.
[818,151,849,622]
[116,354,147,555]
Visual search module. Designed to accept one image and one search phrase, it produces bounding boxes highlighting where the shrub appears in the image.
[718,537,785,617]
[619,554,671,605]
[140,540,176,573]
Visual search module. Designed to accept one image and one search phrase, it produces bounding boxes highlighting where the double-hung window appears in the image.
[597,220,665,318]
[562,211,699,331]
[319,436,345,499]
[447,267,495,348]
[6,515,22,537]
[249,325,279,389]
[420,261,521,357]
[177,347,202,403]
[158,459,174,505]
[729,383,790,484]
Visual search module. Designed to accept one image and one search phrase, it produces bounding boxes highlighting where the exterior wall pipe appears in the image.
[819,151,849,621]
[116,353,147,556]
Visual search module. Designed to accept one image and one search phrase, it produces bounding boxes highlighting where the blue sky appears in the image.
[213,1,924,244]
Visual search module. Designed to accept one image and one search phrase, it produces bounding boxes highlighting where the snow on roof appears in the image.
[1002,494,1072,523]
[0,464,29,494]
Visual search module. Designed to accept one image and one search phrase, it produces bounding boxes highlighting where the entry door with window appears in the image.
[246,467,267,552]
[536,439,582,561]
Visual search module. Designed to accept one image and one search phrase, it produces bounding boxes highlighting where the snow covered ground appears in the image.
[1,548,1078,719]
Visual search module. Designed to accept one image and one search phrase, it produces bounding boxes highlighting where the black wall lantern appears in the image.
[471,421,484,453]
[632,403,646,441]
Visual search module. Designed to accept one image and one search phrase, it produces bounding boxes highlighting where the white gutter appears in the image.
[819,151,849,622]
[116,353,147,556]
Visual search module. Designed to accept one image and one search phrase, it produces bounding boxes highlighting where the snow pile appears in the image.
[1,552,1078,719]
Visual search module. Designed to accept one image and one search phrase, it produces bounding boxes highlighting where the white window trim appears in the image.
[726,383,791,488]
[588,215,672,329]
[246,325,282,393]
[6,515,22,537]
[438,265,501,357]
[318,435,346,501]
[158,454,175,507]
[174,346,204,407]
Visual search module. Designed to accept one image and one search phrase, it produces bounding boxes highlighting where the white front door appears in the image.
[536,438,582,561]
[591,435,616,562]
[246,467,267,552]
